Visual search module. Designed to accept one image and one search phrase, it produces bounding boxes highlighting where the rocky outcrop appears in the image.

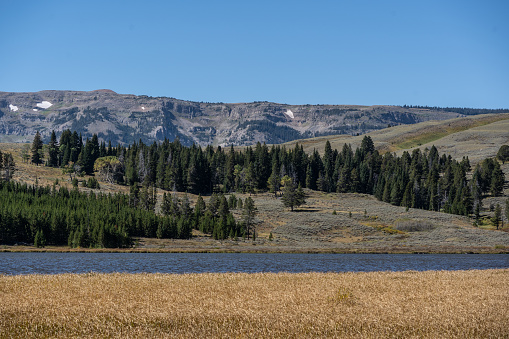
[0,90,465,145]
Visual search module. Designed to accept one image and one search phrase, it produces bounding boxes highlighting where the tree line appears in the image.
[401,105,509,116]
[32,130,505,218]
[0,181,179,247]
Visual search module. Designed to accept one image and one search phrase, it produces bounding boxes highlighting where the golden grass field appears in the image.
[1,269,508,338]
[282,113,509,163]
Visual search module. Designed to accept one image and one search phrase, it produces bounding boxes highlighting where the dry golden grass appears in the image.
[1,270,508,338]
[391,114,509,150]
[279,113,509,157]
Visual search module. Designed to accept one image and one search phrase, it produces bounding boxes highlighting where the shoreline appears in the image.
[2,245,508,254]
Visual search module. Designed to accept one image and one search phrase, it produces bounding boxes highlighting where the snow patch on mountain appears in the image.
[36,101,53,109]
[285,109,295,119]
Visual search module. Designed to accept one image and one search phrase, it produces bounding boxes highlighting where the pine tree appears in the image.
[401,182,413,209]
[497,145,509,164]
[218,195,230,220]
[382,180,391,203]
[322,141,334,192]
[47,130,59,167]
[31,131,44,165]
[129,184,140,208]
[475,202,481,223]
[490,162,505,197]
[180,194,192,218]
[140,184,156,211]
[194,195,206,217]
[281,179,306,211]
[390,180,402,206]
[492,204,502,230]
[207,193,220,216]
[360,135,375,157]
[242,197,257,239]
[161,193,172,216]
[34,229,46,248]
[267,160,281,197]
[1,152,15,182]
[505,198,509,225]
[224,146,235,192]
[244,162,256,194]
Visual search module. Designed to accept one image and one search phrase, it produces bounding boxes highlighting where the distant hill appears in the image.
[1,89,498,146]
[281,113,509,164]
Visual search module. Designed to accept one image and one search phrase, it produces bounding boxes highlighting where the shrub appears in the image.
[394,219,434,232]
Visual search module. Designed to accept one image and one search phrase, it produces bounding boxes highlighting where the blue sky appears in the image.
[1,0,508,108]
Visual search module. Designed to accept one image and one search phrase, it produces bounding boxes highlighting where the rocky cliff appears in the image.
[0,90,464,145]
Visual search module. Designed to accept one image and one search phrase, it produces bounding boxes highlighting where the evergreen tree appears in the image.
[281,179,306,211]
[227,194,237,209]
[311,149,323,188]
[360,135,375,157]
[195,195,206,215]
[47,130,59,167]
[244,162,256,194]
[492,204,502,230]
[497,145,509,164]
[390,180,402,206]
[322,141,334,192]
[490,162,505,197]
[218,195,230,220]
[242,197,257,239]
[180,194,192,218]
[223,146,235,192]
[401,181,413,209]
[1,152,15,182]
[505,198,509,224]
[140,184,156,211]
[161,193,172,216]
[34,229,46,248]
[267,160,281,197]
[336,166,351,193]
[207,193,220,216]
[129,184,140,208]
[31,131,44,165]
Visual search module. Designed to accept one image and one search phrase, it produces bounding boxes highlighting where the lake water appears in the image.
[1,253,508,275]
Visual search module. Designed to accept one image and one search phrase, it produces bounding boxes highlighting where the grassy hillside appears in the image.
[282,113,509,164]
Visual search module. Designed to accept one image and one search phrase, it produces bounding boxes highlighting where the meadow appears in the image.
[1,269,507,338]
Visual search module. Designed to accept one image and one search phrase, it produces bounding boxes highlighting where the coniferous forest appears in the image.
[0,129,506,247]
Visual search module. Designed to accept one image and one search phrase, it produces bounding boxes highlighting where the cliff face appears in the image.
[0,90,463,145]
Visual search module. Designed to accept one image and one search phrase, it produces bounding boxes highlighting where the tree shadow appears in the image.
[292,208,320,213]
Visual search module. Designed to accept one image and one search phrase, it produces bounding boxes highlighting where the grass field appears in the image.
[0,270,507,338]
[282,113,509,163]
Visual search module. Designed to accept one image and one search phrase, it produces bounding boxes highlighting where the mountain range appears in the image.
[0,89,495,146]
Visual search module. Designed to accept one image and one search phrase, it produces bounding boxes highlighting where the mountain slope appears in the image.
[0,90,468,146]
[282,113,509,164]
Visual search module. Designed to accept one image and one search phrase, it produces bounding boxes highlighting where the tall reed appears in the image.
[1,270,507,338]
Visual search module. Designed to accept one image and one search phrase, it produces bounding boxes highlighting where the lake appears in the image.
[1,253,508,275]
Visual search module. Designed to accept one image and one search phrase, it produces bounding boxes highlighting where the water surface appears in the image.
[1,253,507,275]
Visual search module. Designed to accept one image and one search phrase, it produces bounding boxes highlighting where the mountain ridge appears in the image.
[0,89,497,146]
